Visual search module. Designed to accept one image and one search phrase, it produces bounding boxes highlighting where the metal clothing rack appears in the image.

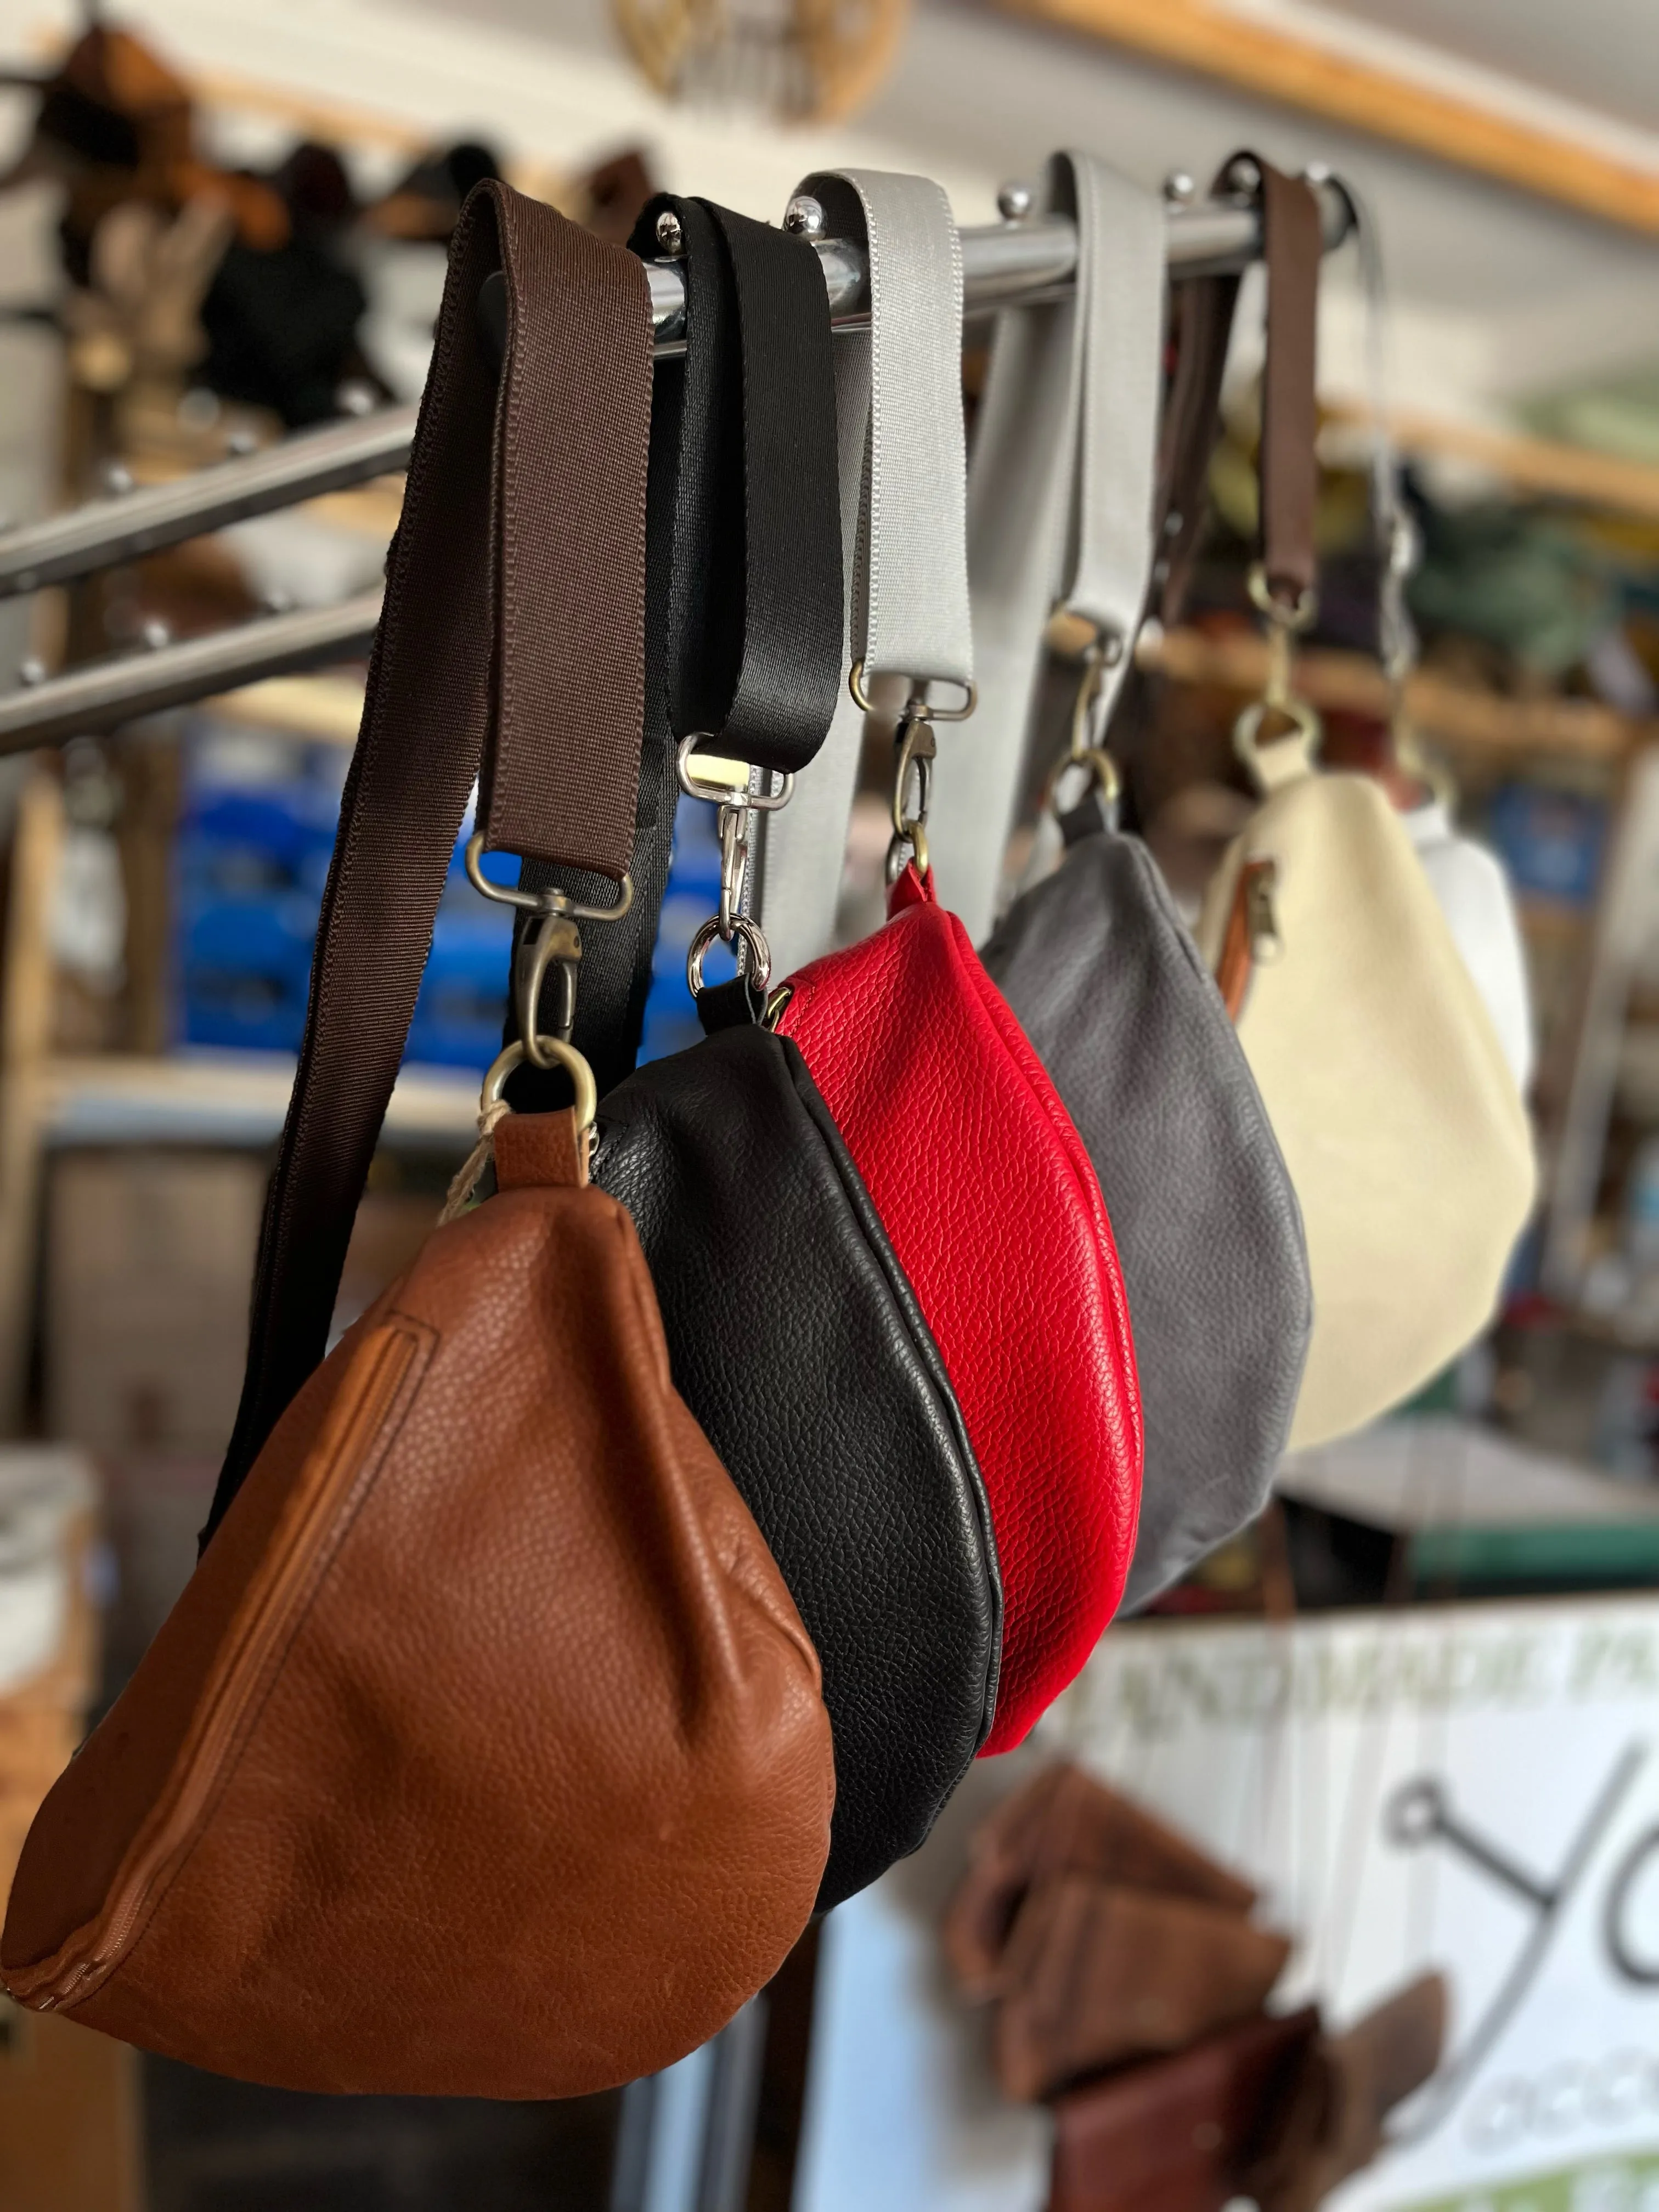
[0,178,1353,754]
[0,171,1353,2212]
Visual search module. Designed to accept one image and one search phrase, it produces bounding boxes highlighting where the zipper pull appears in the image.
[1245,858,1282,965]
[1217,857,1280,1022]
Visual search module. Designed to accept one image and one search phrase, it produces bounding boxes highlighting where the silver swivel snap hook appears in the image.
[676,736,791,1003]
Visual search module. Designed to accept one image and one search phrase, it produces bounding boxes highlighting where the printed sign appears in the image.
[796,1598,1659,2212]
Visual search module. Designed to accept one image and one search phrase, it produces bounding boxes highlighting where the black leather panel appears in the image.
[594,1025,1001,1910]
[983,832,1312,1612]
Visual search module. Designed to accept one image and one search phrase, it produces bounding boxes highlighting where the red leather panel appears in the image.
[777,865,1142,1752]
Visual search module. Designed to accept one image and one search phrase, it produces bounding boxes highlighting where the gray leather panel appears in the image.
[982,831,1311,1609]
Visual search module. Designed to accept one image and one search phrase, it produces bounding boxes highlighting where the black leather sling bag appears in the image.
[586,198,1003,1909]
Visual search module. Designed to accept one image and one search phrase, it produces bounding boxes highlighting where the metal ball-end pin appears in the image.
[140,617,172,651]
[996,182,1034,223]
[18,656,46,688]
[226,428,259,457]
[1226,155,1263,201]
[101,461,134,497]
[782,194,825,240]
[1163,171,1197,206]
[655,208,685,256]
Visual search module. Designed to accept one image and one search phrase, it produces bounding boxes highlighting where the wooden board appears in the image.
[993,0,1659,236]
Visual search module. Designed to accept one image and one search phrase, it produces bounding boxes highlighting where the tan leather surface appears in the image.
[0,1289,401,1968]
[1197,765,1536,1449]
[1245,1971,1446,2212]
[1048,2005,1321,2212]
[3,1122,833,2096]
[943,1763,1257,2000]
[493,1107,589,1190]
[994,1876,1291,2098]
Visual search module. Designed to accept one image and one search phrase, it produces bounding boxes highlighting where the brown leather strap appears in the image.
[1154,155,1321,625]
[1153,249,1240,628]
[1257,163,1323,610]
[205,183,652,1540]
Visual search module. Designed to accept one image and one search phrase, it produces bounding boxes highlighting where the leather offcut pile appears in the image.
[945,1765,1447,2212]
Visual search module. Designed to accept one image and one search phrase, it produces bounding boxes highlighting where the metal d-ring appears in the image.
[686,913,772,1000]
[462,832,634,923]
[849,661,978,723]
[1246,562,1318,634]
[1050,744,1120,825]
[674,736,794,813]
[1233,692,1322,776]
[480,1035,597,1130]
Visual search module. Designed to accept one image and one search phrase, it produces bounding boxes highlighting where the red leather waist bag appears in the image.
[775,862,1142,1752]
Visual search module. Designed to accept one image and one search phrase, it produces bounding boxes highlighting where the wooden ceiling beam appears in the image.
[991,0,1659,236]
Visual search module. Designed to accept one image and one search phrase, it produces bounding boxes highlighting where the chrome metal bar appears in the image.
[0,411,416,599]
[0,183,1351,603]
[0,591,382,753]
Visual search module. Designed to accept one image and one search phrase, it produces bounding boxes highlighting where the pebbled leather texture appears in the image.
[777,865,1141,1754]
[2,1137,833,2095]
[982,831,1311,1610]
[594,1024,1001,1909]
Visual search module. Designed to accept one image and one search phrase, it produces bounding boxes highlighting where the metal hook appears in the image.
[686,913,772,1000]
[463,833,634,923]
[849,661,977,723]
[513,907,582,1066]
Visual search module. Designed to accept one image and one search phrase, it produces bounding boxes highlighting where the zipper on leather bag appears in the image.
[1217,857,1280,1022]
[18,1326,419,2011]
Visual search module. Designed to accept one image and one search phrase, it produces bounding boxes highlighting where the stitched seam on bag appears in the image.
[61,1319,437,2007]
[949,910,1143,1474]
[777,1035,1003,1745]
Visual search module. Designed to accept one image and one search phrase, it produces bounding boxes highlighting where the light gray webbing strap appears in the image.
[928,153,1166,943]
[757,168,972,976]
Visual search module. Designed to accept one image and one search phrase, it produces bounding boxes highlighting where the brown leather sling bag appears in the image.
[0,182,835,2097]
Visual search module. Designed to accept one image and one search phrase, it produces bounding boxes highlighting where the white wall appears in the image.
[3,0,1658,430]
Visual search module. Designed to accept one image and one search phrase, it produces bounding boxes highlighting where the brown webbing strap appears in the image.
[1257,164,1323,610]
[205,182,652,1541]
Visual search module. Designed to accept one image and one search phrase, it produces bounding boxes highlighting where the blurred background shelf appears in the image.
[38,1048,477,1148]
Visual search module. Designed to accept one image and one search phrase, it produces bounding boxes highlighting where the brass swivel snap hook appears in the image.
[464,832,633,1070]
[1049,618,1125,826]
[888,702,936,883]
[857,666,976,887]
[1233,563,1322,785]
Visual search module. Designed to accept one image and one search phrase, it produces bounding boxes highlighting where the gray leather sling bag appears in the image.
[963,151,1313,1608]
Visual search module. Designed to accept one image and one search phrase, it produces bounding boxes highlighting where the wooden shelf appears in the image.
[1139,625,1649,763]
[1325,403,1659,526]
[40,1053,479,1150]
